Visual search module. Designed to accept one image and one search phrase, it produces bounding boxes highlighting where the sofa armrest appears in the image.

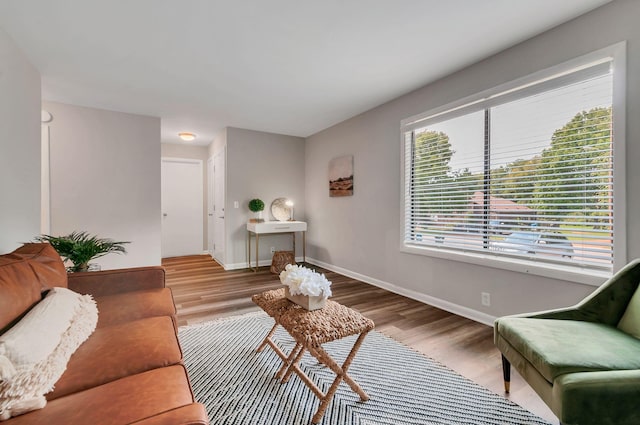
[68,266,166,297]
[499,306,590,323]
[553,370,640,425]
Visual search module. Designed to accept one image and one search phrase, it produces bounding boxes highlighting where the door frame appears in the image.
[207,156,215,257]
[212,147,226,266]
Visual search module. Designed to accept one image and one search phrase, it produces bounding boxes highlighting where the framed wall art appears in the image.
[329,155,353,197]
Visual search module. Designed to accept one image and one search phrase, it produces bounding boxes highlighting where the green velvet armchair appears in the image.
[494,259,640,425]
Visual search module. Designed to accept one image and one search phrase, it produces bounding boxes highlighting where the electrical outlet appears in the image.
[481,292,491,307]
[270,247,275,253]
[234,201,239,208]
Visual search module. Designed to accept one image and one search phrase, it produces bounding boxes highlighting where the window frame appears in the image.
[399,42,626,286]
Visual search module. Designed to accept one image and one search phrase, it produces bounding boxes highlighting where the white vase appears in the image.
[284,286,326,311]
[252,211,264,222]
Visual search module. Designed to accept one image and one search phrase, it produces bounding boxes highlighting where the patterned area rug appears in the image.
[178,312,551,425]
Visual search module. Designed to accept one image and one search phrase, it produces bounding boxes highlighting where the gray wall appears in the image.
[161,143,210,250]
[209,127,227,160]
[305,0,639,323]
[225,127,305,268]
[0,28,41,253]
[44,101,162,269]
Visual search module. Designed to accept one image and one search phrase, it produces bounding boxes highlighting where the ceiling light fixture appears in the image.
[178,132,196,141]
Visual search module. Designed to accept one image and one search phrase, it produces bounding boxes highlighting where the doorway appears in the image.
[161,158,203,258]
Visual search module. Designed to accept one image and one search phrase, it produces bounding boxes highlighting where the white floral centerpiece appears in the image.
[279,264,332,310]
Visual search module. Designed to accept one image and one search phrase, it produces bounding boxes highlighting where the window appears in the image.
[401,46,625,280]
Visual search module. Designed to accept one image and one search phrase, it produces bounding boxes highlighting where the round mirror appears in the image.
[271,198,292,221]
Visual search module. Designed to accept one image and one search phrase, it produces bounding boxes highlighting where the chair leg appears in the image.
[502,355,511,393]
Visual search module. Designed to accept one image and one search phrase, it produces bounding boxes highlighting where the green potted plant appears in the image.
[35,231,130,272]
[248,198,265,223]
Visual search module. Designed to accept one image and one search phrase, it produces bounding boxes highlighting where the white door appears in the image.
[161,158,203,258]
[213,148,225,263]
[207,157,215,257]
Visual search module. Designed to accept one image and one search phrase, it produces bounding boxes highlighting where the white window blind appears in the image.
[403,59,615,273]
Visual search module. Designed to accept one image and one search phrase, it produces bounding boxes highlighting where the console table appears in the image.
[246,221,307,272]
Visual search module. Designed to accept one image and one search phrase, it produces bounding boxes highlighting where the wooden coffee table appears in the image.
[252,288,375,424]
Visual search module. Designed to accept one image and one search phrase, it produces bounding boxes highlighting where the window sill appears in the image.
[401,243,611,286]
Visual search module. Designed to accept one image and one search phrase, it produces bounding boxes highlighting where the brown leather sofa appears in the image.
[0,243,209,424]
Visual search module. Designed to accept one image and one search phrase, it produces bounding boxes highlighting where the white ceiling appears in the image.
[0,0,610,146]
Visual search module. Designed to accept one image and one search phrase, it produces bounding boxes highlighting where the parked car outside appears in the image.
[492,231,574,258]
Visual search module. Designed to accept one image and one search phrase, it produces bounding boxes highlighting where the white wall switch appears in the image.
[234,201,239,208]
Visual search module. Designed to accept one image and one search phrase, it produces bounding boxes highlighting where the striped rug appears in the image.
[178,312,551,425]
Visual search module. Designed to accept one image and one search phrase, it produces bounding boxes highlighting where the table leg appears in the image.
[310,332,370,424]
[255,233,259,271]
[277,343,304,382]
[256,323,279,353]
[303,231,306,265]
[292,232,296,264]
[247,231,251,270]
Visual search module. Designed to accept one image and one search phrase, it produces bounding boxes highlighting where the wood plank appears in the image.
[163,255,558,424]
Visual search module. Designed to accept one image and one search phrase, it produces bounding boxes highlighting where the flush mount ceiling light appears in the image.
[178,132,196,141]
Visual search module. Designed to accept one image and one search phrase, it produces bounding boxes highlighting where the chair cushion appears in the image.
[618,284,640,338]
[496,318,640,382]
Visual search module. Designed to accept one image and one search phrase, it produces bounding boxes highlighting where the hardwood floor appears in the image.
[163,254,558,424]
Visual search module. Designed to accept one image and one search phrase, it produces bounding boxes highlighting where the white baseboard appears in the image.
[305,257,496,327]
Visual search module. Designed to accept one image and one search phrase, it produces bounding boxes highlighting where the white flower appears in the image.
[279,264,332,299]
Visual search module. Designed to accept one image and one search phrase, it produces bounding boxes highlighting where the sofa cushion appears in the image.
[94,288,176,328]
[11,243,67,289]
[7,365,196,425]
[496,318,640,382]
[0,287,98,420]
[0,243,67,332]
[47,316,182,400]
[618,284,640,338]
[0,257,43,333]
[129,404,209,425]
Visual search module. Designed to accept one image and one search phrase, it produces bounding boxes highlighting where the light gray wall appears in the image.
[161,143,209,250]
[44,101,162,269]
[209,127,227,159]
[0,28,41,254]
[305,0,639,321]
[225,127,305,268]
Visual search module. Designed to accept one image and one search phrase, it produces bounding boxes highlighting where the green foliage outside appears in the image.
[532,107,612,229]
[413,107,612,231]
[35,231,129,272]
[413,131,478,216]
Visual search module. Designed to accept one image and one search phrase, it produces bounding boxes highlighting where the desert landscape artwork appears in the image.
[329,155,353,197]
